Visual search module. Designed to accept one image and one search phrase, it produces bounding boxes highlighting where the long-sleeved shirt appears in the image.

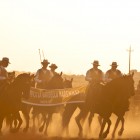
[105,69,122,82]
[35,68,53,88]
[85,68,104,83]
[0,66,8,80]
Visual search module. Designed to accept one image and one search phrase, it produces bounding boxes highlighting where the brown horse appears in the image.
[38,75,73,134]
[65,74,134,139]
[0,73,32,133]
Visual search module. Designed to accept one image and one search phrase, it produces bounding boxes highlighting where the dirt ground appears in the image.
[0,110,140,140]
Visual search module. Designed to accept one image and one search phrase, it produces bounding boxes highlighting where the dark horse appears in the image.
[0,73,31,133]
[63,74,134,139]
[39,75,73,134]
[22,73,73,132]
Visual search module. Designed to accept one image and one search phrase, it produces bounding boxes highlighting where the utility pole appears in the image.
[127,46,133,74]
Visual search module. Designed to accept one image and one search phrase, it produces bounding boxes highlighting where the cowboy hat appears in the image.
[2,57,10,64]
[41,59,50,65]
[110,62,118,66]
[91,60,100,66]
[49,64,58,69]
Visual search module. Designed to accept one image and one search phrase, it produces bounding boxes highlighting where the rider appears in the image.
[49,63,58,77]
[34,59,53,89]
[85,60,104,109]
[85,60,104,84]
[105,62,122,82]
[0,57,10,81]
[0,57,11,92]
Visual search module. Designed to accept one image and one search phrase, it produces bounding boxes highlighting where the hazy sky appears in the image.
[0,0,140,74]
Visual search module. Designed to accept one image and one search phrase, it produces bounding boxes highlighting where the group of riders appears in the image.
[0,57,136,138]
[0,57,122,89]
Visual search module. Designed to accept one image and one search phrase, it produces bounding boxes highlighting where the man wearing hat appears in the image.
[0,57,10,81]
[84,60,104,114]
[105,62,122,82]
[34,59,53,89]
[49,63,58,77]
[85,60,103,83]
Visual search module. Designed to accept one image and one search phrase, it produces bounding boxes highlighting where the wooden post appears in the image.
[38,49,42,63]
[127,46,133,74]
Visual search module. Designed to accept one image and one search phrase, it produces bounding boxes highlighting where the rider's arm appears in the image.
[85,70,92,82]
[104,71,112,82]
[34,70,42,83]
[0,68,7,80]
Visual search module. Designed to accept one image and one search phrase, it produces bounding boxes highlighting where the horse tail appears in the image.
[62,104,77,128]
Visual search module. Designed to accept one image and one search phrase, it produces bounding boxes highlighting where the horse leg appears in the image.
[99,118,106,138]
[22,111,30,132]
[62,104,77,136]
[75,111,84,137]
[39,113,47,132]
[0,115,4,135]
[44,113,52,135]
[88,112,94,135]
[118,117,124,136]
[102,118,111,139]
[10,112,23,133]
[16,112,23,131]
[112,117,120,138]
[98,115,102,127]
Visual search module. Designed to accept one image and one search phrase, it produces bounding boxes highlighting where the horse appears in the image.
[74,73,135,139]
[37,75,73,135]
[0,73,32,133]
[7,71,15,83]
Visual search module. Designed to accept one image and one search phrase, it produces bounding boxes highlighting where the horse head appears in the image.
[63,77,73,88]
[8,71,15,83]
[122,73,135,97]
[14,73,32,99]
[46,72,64,89]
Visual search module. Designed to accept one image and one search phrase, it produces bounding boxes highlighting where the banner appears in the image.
[22,86,87,106]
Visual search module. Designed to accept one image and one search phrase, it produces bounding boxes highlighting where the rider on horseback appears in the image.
[85,60,104,109]
[34,59,53,89]
[0,57,11,93]
[85,60,103,84]
[49,63,58,76]
[105,62,122,83]
[0,57,10,81]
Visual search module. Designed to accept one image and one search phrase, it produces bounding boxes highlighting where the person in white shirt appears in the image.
[35,59,53,89]
[85,60,104,84]
[105,62,122,83]
[0,57,10,81]
[49,63,58,77]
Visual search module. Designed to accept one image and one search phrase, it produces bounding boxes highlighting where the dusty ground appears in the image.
[0,110,140,140]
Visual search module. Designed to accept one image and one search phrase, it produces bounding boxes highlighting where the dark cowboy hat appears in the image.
[41,59,50,65]
[110,62,118,66]
[49,64,58,69]
[2,57,10,64]
[91,60,100,66]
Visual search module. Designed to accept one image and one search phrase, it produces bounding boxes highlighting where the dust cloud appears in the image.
[0,106,140,140]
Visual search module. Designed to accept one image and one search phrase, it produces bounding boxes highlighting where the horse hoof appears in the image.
[102,131,109,139]
[111,134,115,139]
[78,132,83,138]
[99,134,104,140]
[118,129,124,136]
[39,127,44,132]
